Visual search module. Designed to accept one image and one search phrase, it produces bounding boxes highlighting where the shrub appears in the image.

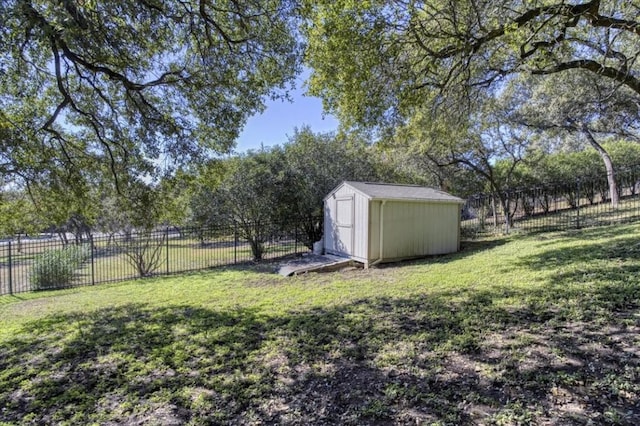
[115,232,166,277]
[30,245,90,290]
[66,244,90,266]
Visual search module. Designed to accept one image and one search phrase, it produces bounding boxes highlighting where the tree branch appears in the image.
[531,59,640,95]
[24,2,187,92]
[427,1,602,59]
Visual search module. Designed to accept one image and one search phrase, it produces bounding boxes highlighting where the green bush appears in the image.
[30,245,90,290]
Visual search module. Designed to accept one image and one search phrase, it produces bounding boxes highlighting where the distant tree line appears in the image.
[4,123,640,255]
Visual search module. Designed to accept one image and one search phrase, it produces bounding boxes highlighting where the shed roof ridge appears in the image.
[332,181,464,203]
[343,181,442,190]
[344,180,426,187]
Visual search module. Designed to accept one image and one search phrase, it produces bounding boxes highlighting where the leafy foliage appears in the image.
[522,141,640,187]
[303,1,640,127]
[1,0,301,187]
[0,191,41,240]
[29,244,90,290]
[204,147,296,260]
[187,128,387,254]
[283,127,385,247]
[301,1,640,207]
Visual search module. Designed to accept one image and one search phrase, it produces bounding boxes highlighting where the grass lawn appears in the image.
[1,224,639,425]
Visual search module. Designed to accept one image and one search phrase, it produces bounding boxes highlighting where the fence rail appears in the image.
[4,168,640,296]
[462,167,640,237]
[0,219,319,296]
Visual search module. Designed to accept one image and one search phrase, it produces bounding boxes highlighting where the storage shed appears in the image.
[323,181,465,267]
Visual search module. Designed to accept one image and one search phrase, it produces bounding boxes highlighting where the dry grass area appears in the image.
[1,224,639,425]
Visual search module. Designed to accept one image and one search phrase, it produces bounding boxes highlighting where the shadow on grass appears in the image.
[519,237,640,273]
[532,223,640,245]
[1,280,639,424]
[374,238,511,271]
[512,232,640,316]
[459,238,510,255]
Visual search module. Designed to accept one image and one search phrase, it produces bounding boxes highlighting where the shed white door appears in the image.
[333,196,354,256]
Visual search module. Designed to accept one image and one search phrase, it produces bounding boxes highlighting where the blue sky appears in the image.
[235,73,339,152]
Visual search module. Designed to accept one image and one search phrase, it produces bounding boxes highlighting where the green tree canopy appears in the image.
[507,70,640,206]
[284,126,385,245]
[205,147,297,260]
[1,0,301,187]
[302,0,640,128]
[0,190,41,239]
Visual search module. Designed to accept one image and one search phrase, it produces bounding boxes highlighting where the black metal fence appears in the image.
[462,166,640,237]
[5,168,640,295]
[0,218,319,296]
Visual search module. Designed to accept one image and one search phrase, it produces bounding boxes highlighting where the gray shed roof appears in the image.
[334,181,465,203]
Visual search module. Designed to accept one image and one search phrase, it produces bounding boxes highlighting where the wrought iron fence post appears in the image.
[90,235,95,286]
[576,179,581,229]
[165,228,170,275]
[234,224,238,264]
[7,240,13,295]
[294,222,298,254]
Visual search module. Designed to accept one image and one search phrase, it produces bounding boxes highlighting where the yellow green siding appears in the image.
[325,182,462,266]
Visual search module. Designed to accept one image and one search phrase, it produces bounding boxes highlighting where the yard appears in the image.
[1,224,639,425]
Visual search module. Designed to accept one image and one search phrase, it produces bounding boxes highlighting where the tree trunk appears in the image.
[249,238,263,261]
[582,126,619,208]
[498,192,512,234]
[491,195,498,228]
[58,231,69,245]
